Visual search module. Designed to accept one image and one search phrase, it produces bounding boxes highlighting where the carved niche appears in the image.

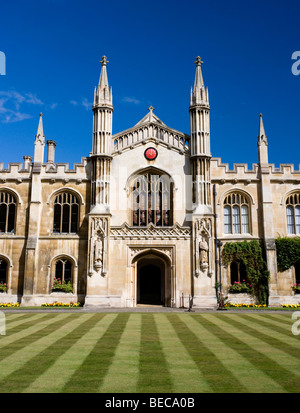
[194,217,212,277]
[88,216,108,276]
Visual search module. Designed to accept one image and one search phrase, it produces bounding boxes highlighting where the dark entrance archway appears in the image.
[0,259,7,284]
[137,259,165,305]
[295,260,300,284]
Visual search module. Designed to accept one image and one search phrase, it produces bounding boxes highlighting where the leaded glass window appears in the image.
[286,193,300,235]
[53,193,79,233]
[131,172,173,227]
[0,192,16,233]
[223,193,250,234]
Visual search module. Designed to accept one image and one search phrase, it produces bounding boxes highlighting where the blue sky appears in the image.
[0,0,299,169]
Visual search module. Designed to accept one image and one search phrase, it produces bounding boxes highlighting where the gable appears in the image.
[112,110,190,157]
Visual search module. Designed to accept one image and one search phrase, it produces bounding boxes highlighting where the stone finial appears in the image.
[194,56,203,66]
[100,56,109,66]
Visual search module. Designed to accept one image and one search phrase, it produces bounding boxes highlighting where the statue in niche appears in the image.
[199,234,209,269]
[94,231,103,272]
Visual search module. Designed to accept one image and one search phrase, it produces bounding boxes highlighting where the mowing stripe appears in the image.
[4,313,33,324]
[62,313,130,393]
[2,313,48,334]
[199,314,300,393]
[179,314,285,393]
[219,315,300,375]
[99,313,142,393]
[25,313,115,393]
[0,314,69,360]
[247,313,295,332]
[264,313,298,327]
[2,313,97,393]
[176,314,285,393]
[137,313,173,393]
[0,313,53,342]
[0,314,75,384]
[154,314,212,393]
[0,313,74,385]
[167,314,248,393]
[236,314,300,353]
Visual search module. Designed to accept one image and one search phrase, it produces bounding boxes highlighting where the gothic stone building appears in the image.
[0,56,299,308]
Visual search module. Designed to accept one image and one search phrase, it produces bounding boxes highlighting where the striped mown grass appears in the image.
[0,312,299,393]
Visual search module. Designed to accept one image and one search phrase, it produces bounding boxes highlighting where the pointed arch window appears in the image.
[230,260,247,284]
[223,193,250,234]
[55,258,72,283]
[131,171,173,227]
[0,192,16,234]
[53,193,79,234]
[286,193,300,235]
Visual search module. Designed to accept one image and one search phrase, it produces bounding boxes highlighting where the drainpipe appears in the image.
[213,185,219,301]
[213,184,224,309]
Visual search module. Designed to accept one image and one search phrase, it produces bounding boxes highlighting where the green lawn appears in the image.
[0,311,299,393]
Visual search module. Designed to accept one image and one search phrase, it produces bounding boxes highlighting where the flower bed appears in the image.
[51,278,73,293]
[225,302,300,309]
[282,304,300,309]
[0,302,20,308]
[229,281,251,294]
[41,302,81,308]
[225,302,266,308]
[292,284,300,294]
[0,282,7,293]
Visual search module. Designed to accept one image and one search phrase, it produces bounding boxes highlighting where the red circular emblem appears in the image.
[144,147,158,160]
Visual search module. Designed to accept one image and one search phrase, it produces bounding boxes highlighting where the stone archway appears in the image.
[137,259,165,305]
[132,250,172,307]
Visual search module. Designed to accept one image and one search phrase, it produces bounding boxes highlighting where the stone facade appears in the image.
[0,56,299,308]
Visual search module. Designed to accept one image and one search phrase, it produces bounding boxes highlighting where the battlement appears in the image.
[0,157,91,181]
[269,163,300,174]
[211,158,259,179]
[211,158,300,182]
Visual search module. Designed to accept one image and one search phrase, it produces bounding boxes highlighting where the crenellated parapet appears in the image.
[0,157,91,182]
[211,157,300,184]
[211,158,259,183]
[268,163,300,183]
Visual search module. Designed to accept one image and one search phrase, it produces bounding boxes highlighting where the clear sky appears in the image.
[0,0,299,169]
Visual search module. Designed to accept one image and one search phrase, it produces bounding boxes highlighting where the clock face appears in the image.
[144,147,158,161]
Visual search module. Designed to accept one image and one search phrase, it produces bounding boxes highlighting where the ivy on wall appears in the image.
[221,240,270,305]
[275,236,300,272]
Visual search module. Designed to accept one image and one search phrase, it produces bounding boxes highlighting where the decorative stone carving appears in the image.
[194,217,212,276]
[199,236,209,268]
[129,246,174,264]
[94,232,103,272]
[110,222,191,240]
[88,216,108,276]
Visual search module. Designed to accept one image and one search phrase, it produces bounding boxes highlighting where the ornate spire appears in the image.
[193,56,204,90]
[94,56,113,107]
[99,56,109,88]
[35,113,44,142]
[190,56,209,107]
[258,113,267,145]
[257,113,269,166]
[34,113,45,164]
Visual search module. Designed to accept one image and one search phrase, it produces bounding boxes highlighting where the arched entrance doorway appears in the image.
[136,255,168,306]
[295,260,300,285]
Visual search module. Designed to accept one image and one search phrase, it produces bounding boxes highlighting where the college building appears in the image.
[0,56,299,308]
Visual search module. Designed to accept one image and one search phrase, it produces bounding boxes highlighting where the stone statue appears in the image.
[199,235,209,268]
[94,232,103,272]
